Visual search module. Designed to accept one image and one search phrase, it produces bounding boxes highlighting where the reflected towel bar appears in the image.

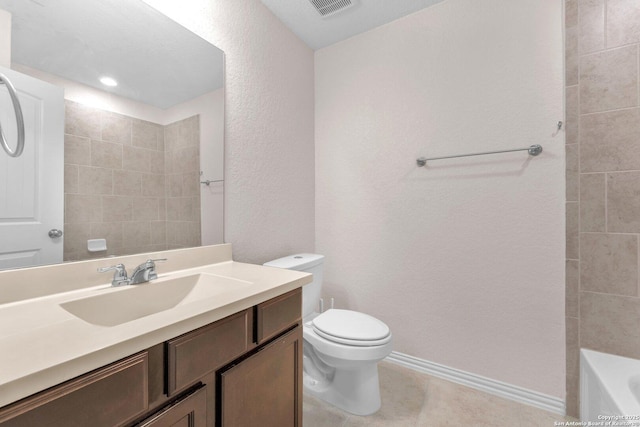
[416,144,543,167]
[200,179,223,186]
[199,171,223,186]
[0,73,25,158]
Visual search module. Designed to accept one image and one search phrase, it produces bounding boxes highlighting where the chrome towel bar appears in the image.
[416,144,543,167]
[0,73,25,158]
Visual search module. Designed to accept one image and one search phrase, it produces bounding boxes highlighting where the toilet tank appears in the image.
[264,254,324,318]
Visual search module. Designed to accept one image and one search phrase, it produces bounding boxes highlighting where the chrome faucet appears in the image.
[129,258,166,284]
[97,263,130,287]
[98,258,166,286]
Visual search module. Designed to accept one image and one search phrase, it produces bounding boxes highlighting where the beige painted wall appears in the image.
[316,0,565,399]
[142,0,316,263]
[564,0,640,417]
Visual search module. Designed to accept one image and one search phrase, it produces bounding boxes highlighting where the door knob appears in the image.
[48,229,63,238]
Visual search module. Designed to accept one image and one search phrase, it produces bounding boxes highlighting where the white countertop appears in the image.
[0,254,311,408]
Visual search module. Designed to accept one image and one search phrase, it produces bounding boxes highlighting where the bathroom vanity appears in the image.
[0,244,309,426]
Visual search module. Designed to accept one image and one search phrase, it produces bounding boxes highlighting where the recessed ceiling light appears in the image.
[99,76,118,87]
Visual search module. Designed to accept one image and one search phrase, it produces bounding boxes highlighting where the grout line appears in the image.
[597,169,640,175]
[580,41,637,57]
[575,1,583,407]
[577,0,583,57]
[581,289,640,299]
[604,172,608,232]
[579,164,640,176]
[576,0,582,265]
[580,105,639,117]
[580,231,640,236]
[603,0,608,49]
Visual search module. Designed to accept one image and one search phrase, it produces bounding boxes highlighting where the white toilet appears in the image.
[264,254,392,416]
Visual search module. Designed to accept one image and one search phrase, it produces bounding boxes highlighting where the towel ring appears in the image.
[0,73,25,158]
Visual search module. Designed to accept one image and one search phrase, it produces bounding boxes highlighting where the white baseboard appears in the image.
[385,351,566,415]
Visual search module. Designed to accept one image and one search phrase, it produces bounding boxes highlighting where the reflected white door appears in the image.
[0,66,64,269]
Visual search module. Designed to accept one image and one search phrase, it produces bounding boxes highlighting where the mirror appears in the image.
[0,0,224,270]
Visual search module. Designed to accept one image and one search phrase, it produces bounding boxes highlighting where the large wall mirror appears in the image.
[0,0,224,270]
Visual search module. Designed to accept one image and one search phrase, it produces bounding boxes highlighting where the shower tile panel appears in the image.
[579,46,638,114]
[580,233,638,296]
[580,291,640,359]
[580,108,640,172]
[579,173,605,232]
[607,172,640,233]
[578,0,605,54]
[606,0,640,48]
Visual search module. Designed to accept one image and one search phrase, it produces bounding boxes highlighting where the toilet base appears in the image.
[304,362,382,416]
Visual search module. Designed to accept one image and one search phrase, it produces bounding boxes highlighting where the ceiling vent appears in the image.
[309,0,355,18]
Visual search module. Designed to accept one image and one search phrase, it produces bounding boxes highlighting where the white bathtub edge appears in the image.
[580,348,640,420]
[386,351,565,415]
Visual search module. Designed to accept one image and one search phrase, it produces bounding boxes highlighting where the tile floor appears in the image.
[303,361,578,426]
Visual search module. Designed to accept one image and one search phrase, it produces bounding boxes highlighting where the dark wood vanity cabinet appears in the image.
[0,288,302,427]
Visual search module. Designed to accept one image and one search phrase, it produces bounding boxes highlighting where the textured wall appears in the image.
[565,0,640,417]
[0,10,10,68]
[142,0,316,263]
[316,0,565,398]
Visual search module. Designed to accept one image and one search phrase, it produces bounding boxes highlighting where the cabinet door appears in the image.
[138,386,206,427]
[219,326,302,427]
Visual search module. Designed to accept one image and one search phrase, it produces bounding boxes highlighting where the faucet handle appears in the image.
[145,258,167,269]
[143,258,167,281]
[97,263,129,287]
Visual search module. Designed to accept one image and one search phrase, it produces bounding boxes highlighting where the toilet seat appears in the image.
[311,309,391,347]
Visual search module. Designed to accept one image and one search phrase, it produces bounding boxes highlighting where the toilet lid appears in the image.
[312,309,391,346]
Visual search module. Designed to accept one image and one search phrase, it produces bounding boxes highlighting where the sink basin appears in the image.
[60,274,252,327]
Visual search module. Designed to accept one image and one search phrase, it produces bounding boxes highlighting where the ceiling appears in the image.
[260,0,447,50]
[0,0,224,109]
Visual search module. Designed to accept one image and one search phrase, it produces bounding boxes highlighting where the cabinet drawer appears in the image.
[0,352,148,427]
[137,386,207,427]
[167,309,250,395]
[256,288,301,344]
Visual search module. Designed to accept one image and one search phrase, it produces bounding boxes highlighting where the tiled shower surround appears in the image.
[565,0,640,417]
[63,100,201,261]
